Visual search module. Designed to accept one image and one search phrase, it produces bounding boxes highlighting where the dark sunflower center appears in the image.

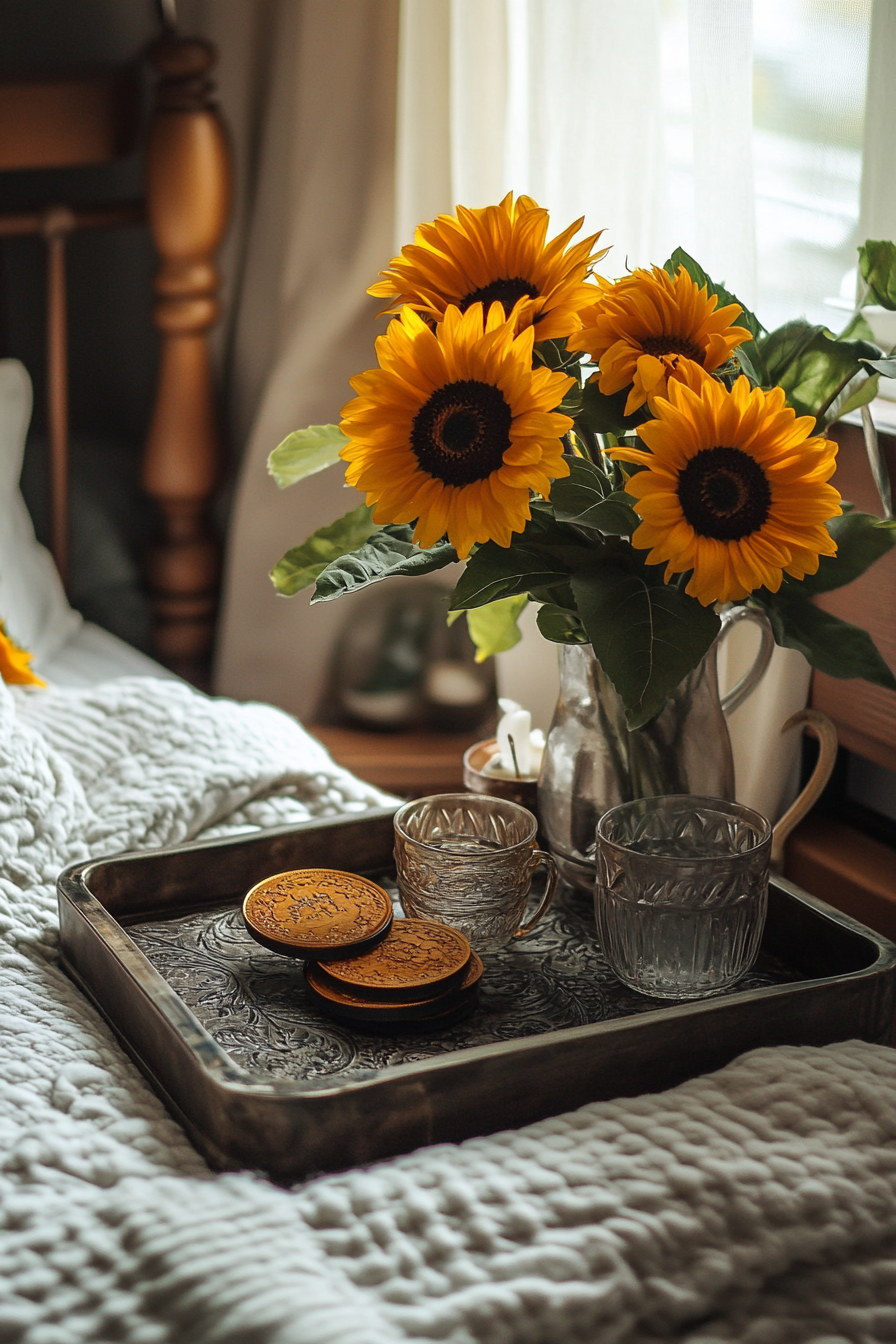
[460,276,539,316]
[677,446,772,541]
[411,380,512,486]
[640,334,704,362]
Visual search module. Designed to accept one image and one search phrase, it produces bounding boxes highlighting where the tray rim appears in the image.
[57,806,896,1103]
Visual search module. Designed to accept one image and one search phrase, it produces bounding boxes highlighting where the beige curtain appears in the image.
[183,0,399,721]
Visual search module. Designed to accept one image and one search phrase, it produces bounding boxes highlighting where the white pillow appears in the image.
[0,360,81,664]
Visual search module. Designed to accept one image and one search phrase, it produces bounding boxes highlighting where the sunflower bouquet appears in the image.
[269,195,896,729]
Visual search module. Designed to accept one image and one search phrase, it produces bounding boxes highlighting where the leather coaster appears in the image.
[305,951,483,1024]
[242,868,393,960]
[311,918,472,1002]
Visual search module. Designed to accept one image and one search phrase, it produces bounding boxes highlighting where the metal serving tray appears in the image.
[58,807,896,1183]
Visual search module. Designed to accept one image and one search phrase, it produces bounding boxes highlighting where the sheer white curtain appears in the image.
[392,0,880,819]
[395,0,756,287]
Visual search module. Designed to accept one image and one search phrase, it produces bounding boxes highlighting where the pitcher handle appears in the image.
[770,709,839,870]
[718,605,776,716]
[513,850,560,940]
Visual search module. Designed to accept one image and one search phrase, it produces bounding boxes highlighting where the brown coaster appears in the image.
[353,992,480,1036]
[313,918,472,1002]
[242,869,393,960]
[305,952,483,1024]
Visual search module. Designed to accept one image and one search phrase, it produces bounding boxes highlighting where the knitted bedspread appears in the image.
[1,676,895,1344]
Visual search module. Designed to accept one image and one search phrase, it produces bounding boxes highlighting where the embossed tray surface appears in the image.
[58,807,896,1182]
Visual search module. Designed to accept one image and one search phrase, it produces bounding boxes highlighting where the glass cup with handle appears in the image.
[595,794,772,1000]
[393,793,559,952]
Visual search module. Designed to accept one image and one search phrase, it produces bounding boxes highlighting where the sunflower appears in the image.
[0,622,45,687]
[568,265,752,415]
[340,302,574,559]
[368,193,608,340]
[609,365,841,605]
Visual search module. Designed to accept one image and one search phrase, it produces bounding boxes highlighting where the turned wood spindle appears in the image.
[41,204,77,590]
[143,34,230,677]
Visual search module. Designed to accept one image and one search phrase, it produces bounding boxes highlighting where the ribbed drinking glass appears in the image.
[595,795,772,1000]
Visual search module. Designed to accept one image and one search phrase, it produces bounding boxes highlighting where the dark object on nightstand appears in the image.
[320,584,496,734]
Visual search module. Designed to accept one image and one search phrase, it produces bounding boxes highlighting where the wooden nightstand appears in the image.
[312,724,489,799]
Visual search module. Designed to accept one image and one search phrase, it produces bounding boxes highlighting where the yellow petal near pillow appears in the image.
[0,621,46,686]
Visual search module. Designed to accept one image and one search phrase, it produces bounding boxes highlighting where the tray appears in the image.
[58,807,896,1183]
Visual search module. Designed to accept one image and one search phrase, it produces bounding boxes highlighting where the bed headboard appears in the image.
[0,28,231,684]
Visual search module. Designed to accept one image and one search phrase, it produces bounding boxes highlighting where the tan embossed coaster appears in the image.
[242,869,393,960]
[311,919,472,1002]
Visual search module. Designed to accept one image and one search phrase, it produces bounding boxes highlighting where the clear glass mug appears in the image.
[393,793,559,952]
[595,794,772,1000]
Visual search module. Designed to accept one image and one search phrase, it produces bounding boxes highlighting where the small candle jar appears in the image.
[463,738,539,814]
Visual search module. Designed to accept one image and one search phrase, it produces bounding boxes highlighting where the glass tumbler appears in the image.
[595,795,772,1000]
[393,793,558,952]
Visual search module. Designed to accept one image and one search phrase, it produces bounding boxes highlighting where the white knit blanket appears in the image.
[2,676,895,1344]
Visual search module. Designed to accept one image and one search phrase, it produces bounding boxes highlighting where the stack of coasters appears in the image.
[241,868,482,1032]
[242,869,393,960]
[304,919,482,1031]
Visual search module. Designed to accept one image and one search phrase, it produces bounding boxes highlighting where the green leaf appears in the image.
[825,371,880,424]
[558,383,583,419]
[577,379,636,436]
[311,525,457,603]
[449,543,570,611]
[550,457,639,535]
[663,246,764,342]
[838,310,877,343]
[548,454,609,518]
[533,337,586,376]
[760,320,881,425]
[270,503,376,596]
[464,595,529,662]
[267,424,349,487]
[765,600,896,691]
[863,356,896,378]
[570,566,721,729]
[859,239,896,310]
[526,498,576,535]
[579,492,640,536]
[730,343,763,387]
[759,320,823,385]
[776,511,896,598]
[536,603,589,644]
[860,406,894,519]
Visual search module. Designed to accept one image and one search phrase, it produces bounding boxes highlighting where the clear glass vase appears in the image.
[537,606,774,890]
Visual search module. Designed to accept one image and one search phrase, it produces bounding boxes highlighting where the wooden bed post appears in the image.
[41,204,77,591]
[143,34,230,681]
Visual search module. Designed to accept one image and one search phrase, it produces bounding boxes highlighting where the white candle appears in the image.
[497,704,532,777]
[529,728,545,776]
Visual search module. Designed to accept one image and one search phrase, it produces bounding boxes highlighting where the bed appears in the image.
[1,28,895,1344]
[0,344,892,1342]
